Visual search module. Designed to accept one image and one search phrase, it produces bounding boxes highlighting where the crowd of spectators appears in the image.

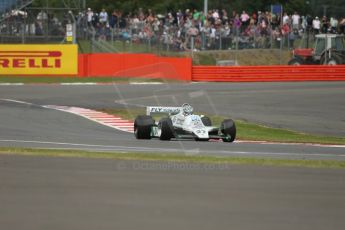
[1,7,345,51]
[0,9,72,36]
[80,7,345,51]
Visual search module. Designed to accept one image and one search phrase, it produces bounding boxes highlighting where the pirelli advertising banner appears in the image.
[0,45,78,75]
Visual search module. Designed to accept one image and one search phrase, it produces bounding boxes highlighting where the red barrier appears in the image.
[78,53,192,81]
[192,65,345,82]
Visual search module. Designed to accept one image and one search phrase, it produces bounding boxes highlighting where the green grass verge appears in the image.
[78,40,292,65]
[0,147,344,169]
[101,108,345,145]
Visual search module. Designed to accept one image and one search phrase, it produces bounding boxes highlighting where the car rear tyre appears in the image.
[134,115,154,139]
[201,116,212,126]
[159,118,175,140]
[221,119,236,142]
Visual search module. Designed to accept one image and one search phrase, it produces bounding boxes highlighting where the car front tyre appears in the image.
[158,118,175,140]
[221,119,236,142]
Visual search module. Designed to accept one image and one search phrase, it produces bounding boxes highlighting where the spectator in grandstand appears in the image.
[282,12,289,25]
[330,17,338,33]
[265,11,272,25]
[192,9,200,21]
[321,16,329,33]
[207,23,217,48]
[272,27,282,47]
[146,9,155,24]
[301,15,307,32]
[37,10,47,21]
[35,10,47,35]
[291,11,300,30]
[118,13,127,29]
[99,9,108,25]
[340,17,345,34]
[288,29,296,49]
[97,23,111,40]
[270,12,280,29]
[86,8,93,27]
[109,10,118,29]
[166,12,175,25]
[91,12,99,27]
[221,9,229,23]
[312,16,320,34]
[251,11,257,24]
[232,13,241,35]
[240,10,250,31]
[212,9,220,21]
[152,16,160,33]
[128,13,140,33]
[281,22,290,36]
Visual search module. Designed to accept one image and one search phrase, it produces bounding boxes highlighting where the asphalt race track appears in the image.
[1,155,344,230]
[0,82,345,229]
[0,98,344,160]
[0,82,345,160]
[1,82,345,136]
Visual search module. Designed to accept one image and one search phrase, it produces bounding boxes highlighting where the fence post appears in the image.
[219,33,222,50]
[72,22,77,44]
[91,29,96,53]
[235,27,239,63]
[21,23,25,44]
[253,26,256,48]
[279,35,283,65]
[148,37,151,52]
[191,36,195,57]
[270,25,273,49]
[111,28,114,46]
[202,31,205,50]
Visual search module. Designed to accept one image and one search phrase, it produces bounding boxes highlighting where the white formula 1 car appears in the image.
[134,103,236,142]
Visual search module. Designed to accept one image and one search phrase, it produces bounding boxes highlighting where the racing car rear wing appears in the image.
[146,106,181,115]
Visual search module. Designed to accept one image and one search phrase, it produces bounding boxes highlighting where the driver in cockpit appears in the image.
[182,103,194,116]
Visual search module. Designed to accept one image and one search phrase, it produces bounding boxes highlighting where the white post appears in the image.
[204,0,208,16]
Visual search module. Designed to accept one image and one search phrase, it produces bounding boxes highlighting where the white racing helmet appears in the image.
[182,103,193,115]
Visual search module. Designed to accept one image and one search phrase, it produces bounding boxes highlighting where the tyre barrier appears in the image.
[192,65,345,82]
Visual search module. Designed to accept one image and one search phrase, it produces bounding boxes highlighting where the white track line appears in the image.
[1,99,34,105]
[0,83,25,86]
[0,139,344,158]
[0,139,193,153]
[129,82,163,85]
[235,140,345,148]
